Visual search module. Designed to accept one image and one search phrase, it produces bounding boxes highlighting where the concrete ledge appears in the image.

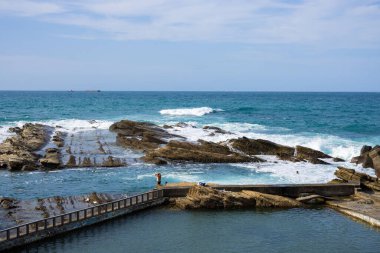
[161,183,358,198]
[331,207,380,228]
[0,198,166,252]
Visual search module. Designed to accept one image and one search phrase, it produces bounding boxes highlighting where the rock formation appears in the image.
[334,167,380,191]
[143,140,263,164]
[172,186,301,209]
[351,145,380,177]
[109,120,182,151]
[0,124,51,171]
[39,148,61,169]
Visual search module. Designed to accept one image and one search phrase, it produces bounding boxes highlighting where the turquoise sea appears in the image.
[1,91,380,252]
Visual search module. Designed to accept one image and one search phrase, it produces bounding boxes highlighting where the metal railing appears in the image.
[0,189,164,242]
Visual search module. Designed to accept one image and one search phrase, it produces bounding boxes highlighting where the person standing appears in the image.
[155,173,162,186]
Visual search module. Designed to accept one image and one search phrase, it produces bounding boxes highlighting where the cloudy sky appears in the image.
[0,0,379,91]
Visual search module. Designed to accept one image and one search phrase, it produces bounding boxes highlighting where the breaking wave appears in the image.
[159,107,223,116]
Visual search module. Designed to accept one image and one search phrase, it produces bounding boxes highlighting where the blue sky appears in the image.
[0,0,379,91]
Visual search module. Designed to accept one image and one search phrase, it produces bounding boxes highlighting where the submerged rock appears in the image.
[143,140,262,164]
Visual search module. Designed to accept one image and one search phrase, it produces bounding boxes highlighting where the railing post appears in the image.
[61,215,64,225]
[44,220,47,229]
[16,227,19,238]
[92,207,94,217]
[6,230,10,240]
[53,217,56,227]
[26,224,29,234]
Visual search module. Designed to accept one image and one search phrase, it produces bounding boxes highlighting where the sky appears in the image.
[0,0,379,91]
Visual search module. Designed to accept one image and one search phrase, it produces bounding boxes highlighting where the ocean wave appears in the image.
[165,122,376,160]
[159,107,223,116]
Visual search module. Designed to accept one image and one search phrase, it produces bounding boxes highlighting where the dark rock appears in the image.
[276,153,304,162]
[66,155,77,167]
[295,145,332,160]
[333,157,345,162]
[144,140,262,164]
[0,197,18,209]
[110,120,181,152]
[229,137,295,156]
[203,126,231,134]
[101,156,126,167]
[369,146,380,177]
[351,145,380,177]
[308,157,330,165]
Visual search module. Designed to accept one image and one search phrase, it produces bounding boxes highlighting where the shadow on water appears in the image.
[13,207,380,253]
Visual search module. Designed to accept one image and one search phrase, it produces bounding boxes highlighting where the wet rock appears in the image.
[276,153,304,162]
[333,157,345,162]
[369,146,380,177]
[110,120,181,152]
[66,155,77,167]
[81,157,93,167]
[295,145,332,160]
[144,140,262,164]
[0,123,51,171]
[101,156,126,167]
[229,137,295,156]
[203,126,231,134]
[334,167,380,191]
[39,148,61,169]
[52,131,66,148]
[307,157,330,165]
[0,197,18,209]
[351,145,380,177]
[173,186,301,209]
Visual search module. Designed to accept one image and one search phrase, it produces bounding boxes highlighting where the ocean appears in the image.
[0,91,379,199]
[1,91,380,252]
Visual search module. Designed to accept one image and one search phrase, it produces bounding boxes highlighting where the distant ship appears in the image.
[68,90,101,92]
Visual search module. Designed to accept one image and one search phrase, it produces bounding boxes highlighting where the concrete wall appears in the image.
[162,184,358,198]
[0,198,165,252]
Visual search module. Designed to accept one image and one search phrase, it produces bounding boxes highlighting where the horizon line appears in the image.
[0,90,379,93]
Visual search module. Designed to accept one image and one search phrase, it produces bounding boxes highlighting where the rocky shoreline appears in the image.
[3,119,378,171]
[1,119,379,229]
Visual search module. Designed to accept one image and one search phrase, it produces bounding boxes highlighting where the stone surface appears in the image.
[351,145,380,177]
[0,124,51,171]
[39,148,61,169]
[144,140,262,164]
[229,137,295,156]
[334,167,380,191]
[172,186,301,209]
[295,145,332,160]
[110,120,182,152]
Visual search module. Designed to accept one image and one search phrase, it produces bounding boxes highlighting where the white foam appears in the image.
[231,159,376,184]
[165,122,376,160]
[159,107,222,116]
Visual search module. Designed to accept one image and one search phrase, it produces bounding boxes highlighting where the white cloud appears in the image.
[1,0,380,47]
[0,0,64,16]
